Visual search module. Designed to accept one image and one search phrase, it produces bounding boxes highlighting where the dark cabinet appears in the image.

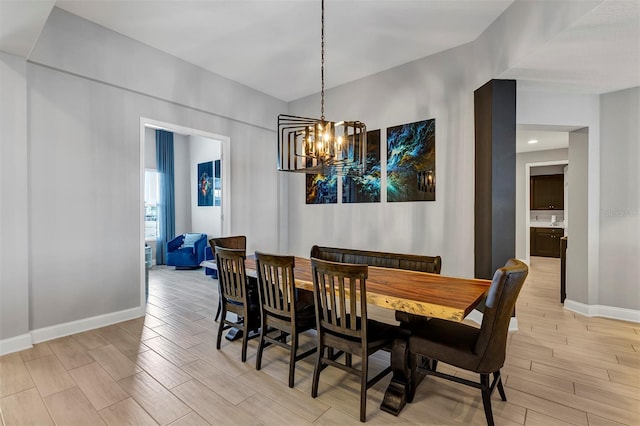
[531,227,564,258]
[531,174,564,210]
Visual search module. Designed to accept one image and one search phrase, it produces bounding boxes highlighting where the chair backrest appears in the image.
[215,247,248,305]
[311,258,368,340]
[310,245,441,274]
[209,236,246,251]
[255,252,297,320]
[475,258,529,372]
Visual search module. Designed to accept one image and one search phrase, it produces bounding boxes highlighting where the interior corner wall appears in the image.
[0,52,30,343]
[599,87,640,310]
[515,148,568,259]
[22,7,286,333]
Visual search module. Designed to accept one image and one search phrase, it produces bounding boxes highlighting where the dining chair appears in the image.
[254,252,317,388]
[209,236,247,321]
[310,258,395,422]
[215,246,260,362]
[407,258,528,426]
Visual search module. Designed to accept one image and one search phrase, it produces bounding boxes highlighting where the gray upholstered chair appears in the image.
[310,258,395,422]
[254,252,316,388]
[408,259,528,426]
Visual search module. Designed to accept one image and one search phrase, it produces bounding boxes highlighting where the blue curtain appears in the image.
[156,129,175,265]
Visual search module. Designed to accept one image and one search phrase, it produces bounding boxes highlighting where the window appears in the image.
[145,170,160,240]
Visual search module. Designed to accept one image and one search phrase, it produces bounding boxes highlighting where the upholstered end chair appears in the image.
[407,259,529,426]
[166,233,207,269]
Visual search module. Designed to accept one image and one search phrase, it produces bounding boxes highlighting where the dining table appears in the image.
[201,256,491,415]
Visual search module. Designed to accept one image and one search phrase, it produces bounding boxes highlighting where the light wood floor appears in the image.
[1,257,638,425]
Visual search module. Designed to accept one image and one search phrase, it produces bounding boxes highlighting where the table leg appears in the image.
[381,336,425,415]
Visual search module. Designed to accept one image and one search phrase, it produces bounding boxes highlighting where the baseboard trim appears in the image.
[466,309,519,331]
[0,333,33,356]
[30,306,145,344]
[564,299,640,323]
[1,306,146,356]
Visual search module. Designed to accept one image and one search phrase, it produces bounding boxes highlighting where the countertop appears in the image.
[530,222,565,229]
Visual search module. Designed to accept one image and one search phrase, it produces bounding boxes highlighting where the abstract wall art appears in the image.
[306,173,337,204]
[197,161,213,206]
[343,129,381,203]
[386,119,436,202]
[213,159,221,206]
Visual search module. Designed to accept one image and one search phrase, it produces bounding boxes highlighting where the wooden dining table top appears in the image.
[239,257,491,322]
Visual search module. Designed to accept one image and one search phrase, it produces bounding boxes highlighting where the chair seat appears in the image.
[408,318,480,371]
[325,316,395,350]
[367,319,396,350]
[266,304,315,327]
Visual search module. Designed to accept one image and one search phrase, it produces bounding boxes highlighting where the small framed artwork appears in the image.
[197,161,214,206]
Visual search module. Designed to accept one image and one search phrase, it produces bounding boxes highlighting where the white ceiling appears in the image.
[1,0,638,103]
[516,127,570,154]
[52,0,514,101]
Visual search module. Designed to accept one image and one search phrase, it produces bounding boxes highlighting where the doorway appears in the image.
[139,117,231,305]
[516,125,589,307]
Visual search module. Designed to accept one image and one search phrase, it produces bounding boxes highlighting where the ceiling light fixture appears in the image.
[277,0,367,176]
[528,139,539,144]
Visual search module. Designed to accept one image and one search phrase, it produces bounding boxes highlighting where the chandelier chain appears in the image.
[320,0,325,121]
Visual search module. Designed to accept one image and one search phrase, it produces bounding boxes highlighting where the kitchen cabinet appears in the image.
[531,227,564,257]
[531,174,564,210]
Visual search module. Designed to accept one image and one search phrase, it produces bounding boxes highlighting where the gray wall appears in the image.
[599,87,640,310]
[5,7,286,338]
[567,129,590,304]
[530,165,566,176]
[288,43,477,277]
[173,133,191,236]
[0,52,30,342]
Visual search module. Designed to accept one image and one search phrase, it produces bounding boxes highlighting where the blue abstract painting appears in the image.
[306,173,337,204]
[197,161,213,206]
[387,119,436,202]
[343,129,381,203]
[213,159,221,206]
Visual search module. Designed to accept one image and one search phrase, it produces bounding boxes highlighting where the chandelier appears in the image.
[277,0,367,176]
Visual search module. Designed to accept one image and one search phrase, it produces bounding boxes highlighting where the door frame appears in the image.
[139,117,231,305]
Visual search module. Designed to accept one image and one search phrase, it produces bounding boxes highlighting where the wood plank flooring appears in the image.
[1,257,638,425]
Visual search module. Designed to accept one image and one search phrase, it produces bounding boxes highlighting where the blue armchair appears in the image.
[166,233,207,269]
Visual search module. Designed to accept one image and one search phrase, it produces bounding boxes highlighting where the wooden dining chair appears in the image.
[215,246,260,362]
[407,259,528,426]
[254,252,317,388]
[310,258,395,422]
[209,236,247,321]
